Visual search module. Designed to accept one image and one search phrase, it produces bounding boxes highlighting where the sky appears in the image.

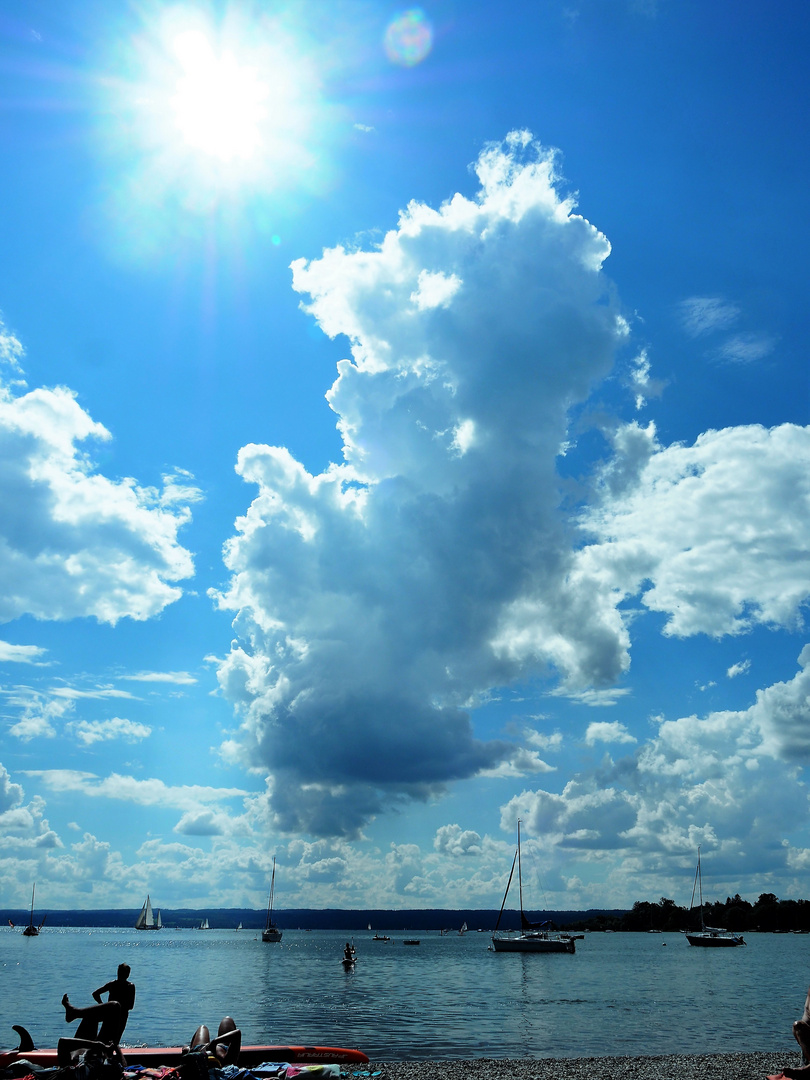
[1,0,809,916]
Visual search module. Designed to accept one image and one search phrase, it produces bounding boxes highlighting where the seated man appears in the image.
[62,964,135,1045]
[778,987,810,1078]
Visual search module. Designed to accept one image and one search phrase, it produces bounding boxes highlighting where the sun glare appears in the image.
[115,5,327,220]
[170,30,269,162]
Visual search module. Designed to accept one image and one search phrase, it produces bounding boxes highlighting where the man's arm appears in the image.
[92,981,113,1004]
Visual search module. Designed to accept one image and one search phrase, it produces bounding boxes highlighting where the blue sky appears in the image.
[1,0,809,914]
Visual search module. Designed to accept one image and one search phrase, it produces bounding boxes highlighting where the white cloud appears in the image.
[24,769,247,810]
[716,332,775,364]
[580,421,810,638]
[213,132,629,836]
[0,326,199,625]
[434,823,483,856]
[66,717,152,745]
[119,670,198,684]
[678,296,740,337]
[0,640,48,664]
[584,720,636,745]
[727,660,751,679]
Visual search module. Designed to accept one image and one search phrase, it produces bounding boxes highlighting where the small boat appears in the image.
[236,922,242,931]
[262,857,282,943]
[458,921,468,935]
[684,847,745,947]
[402,939,420,945]
[1,1028,369,1069]
[372,933,390,941]
[21,885,45,937]
[134,894,161,931]
[198,917,211,930]
[491,822,575,954]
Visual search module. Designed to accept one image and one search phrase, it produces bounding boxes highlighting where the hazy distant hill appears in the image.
[1,907,624,930]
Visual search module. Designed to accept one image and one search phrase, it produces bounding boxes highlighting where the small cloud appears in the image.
[727,659,751,679]
[552,687,632,707]
[354,123,375,134]
[10,714,57,741]
[584,720,636,746]
[52,686,136,700]
[0,641,48,665]
[678,296,740,337]
[410,270,462,311]
[66,717,152,746]
[716,333,775,364]
[434,823,483,856]
[119,671,197,684]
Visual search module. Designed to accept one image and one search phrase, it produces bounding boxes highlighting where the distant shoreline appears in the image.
[365,1051,794,1079]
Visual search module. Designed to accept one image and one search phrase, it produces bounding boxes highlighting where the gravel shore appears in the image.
[363,1051,797,1080]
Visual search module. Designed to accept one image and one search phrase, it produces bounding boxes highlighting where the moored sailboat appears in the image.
[22,884,45,937]
[262,857,282,943]
[135,894,162,930]
[684,847,745,947]
[491,822,575,954]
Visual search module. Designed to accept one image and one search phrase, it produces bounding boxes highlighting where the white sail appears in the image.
[135,894,159,930]
[156,909,162,929]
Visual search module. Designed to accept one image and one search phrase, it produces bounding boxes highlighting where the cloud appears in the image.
[0,640,48,664]
[715,332,775,364]
[24,769,247,810]
[118,670,198,684]
[212,132,630,837]
[579,421,810,638]
[678,296,740,337]
[65,717,152,745]
[727,660,751,679]
[51,686,137,700]
[0,325,199,625]
[8,693,74,741]
[434,824,483,856]
[584,720,636,745]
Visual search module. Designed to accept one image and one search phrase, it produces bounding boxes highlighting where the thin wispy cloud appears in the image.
[678,296,740,337]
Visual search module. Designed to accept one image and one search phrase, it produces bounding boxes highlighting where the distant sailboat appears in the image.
[684,848,745,947]
[22,884,45,937]
[262,857,282,943]
[236,922,243,931]
[135,894,162,931]
[199,917,210,930]
[458,921,468,935]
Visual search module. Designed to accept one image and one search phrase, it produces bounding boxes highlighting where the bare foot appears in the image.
[61,995,78,1023]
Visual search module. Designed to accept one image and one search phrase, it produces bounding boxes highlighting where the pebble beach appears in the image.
[365,1052,797,1080]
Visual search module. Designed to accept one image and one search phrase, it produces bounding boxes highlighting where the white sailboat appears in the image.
[135,894,161,930]
[491,822,575,954]
[458,921,468,935]
[198,917,210,930]
[262,857,282,943]
[684,847,745,947]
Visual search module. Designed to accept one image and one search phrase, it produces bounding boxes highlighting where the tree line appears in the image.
[565,893,810,933]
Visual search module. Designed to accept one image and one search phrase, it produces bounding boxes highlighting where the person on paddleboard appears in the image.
[61,964,135,1045]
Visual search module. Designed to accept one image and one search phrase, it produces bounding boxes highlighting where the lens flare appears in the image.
[384,8,433,67]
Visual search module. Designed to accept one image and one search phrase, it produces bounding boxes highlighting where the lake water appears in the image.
[0,927,804,1061]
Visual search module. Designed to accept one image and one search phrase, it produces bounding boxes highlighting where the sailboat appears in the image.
[262,857,282,943]
[198,917,210,930]
[458,921,468,935]
[22,884,46,937]
[491,822,575,954]
[134,894,162,930]
[684,847,745,947]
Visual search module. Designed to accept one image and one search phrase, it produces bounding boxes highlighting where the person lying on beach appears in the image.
[56,1035,126,1079]
[62,964,135,1044]
[184,1016,242,1065]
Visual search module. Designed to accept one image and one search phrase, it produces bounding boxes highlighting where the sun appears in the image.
[115,5,327,213]
[169,29,269,163]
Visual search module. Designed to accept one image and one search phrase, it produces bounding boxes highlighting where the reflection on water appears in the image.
[0,928,802,1059]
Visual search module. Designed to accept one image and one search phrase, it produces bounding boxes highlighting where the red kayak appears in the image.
[0,1045,369,1069]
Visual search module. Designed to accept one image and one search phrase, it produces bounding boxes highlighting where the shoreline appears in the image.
[364,1051,797,1079]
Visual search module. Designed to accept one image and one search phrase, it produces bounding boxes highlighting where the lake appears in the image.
[0,926,803,1060]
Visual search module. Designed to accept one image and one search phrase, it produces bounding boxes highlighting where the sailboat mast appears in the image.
[697,847,705,930]
[517,820,524,918]
[30,883,35,922]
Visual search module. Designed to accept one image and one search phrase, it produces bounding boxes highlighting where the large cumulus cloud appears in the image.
[213,132,630,836]
[0,320,198,624]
